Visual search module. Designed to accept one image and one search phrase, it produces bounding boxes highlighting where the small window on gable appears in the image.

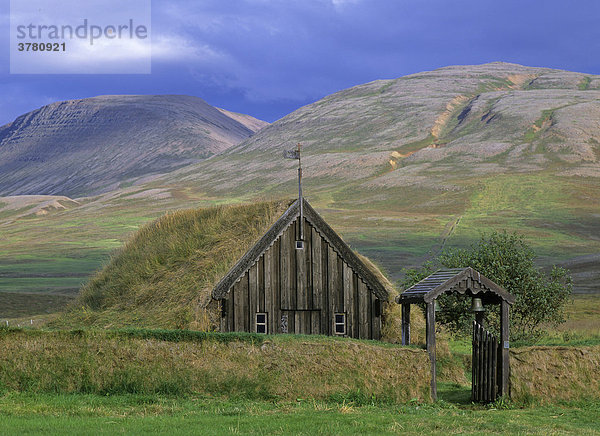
[256,313,267,334]
[334,313,346,335]
[296,240,304,250]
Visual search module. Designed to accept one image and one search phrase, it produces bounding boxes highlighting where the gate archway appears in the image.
[396,267,515,401]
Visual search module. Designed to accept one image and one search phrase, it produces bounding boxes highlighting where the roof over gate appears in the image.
[397,267,515,305]
[212,198,390,301]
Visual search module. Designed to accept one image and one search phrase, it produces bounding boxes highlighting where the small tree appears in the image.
[402,232,572,340]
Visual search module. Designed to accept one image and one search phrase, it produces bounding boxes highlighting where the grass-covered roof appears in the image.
[56,199,396,330]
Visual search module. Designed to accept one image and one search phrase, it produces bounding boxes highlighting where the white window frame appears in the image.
[256,312,268,334]
[334,312,346,335]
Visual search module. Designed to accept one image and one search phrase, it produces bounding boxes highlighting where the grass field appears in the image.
[0,298,598,434]
[1,168,599,318]
[1,176,599,434]
[0,393,598,435]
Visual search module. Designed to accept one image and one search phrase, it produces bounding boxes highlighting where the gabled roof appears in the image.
[212,198,389,301]
[397,267,515,305]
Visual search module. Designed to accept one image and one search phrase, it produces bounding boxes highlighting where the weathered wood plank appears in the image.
[472,321,477,401]
[290,222,297,309]
[264,247,273,333]
[296,219,308,310]
[280,225,292,310]
[371,289,381,340]
[321,240,329,335]
[472,323,476,401]
[483,330,489,401]
[311,227,322,310]
[401,303,411,345]
[304,219,312,309]
[249,262,258,317]
[480,325,485,401]
[225,289,233,333]
[233,280,244,331]
[311,310,320,335]
[258,255,265,313]
[241,275,249,331]
[500,301,510,396]
[273,239,281,333]
[492,336,498,400]
[294,311,301,334]
[343,262,353,337]
[328,244,338,333]
[358,279,369,339]
[220,300,226,332]
[353,274,360,338]
[426,302,437,401]
[337,256,344,313]
[303,311,312,334]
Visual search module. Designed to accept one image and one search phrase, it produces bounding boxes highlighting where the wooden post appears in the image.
[401,303,411,345]
[426,301,436,401]
[500,300,510,397]
[471,320,476,401]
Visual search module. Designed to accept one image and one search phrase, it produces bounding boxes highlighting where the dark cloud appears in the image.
[1,0,600,124]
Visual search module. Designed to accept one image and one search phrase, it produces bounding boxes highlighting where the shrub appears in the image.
[402,231,572,340]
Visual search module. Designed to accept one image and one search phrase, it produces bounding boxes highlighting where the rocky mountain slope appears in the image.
[160,62,599,194]
[1,63,598,312]
[0,95,267,197]
[146,62,599,291]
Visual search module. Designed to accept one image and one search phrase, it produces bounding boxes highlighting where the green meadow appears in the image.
[0,394,599,435]
[1,168,599,320]
[0,170,598,433]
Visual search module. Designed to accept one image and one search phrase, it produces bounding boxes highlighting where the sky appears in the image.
[1,0,600,125]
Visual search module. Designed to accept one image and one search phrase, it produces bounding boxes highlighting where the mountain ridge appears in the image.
[0,62,598,309]
[0,94,267,197]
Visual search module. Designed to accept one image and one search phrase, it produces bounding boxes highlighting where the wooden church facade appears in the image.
[212,199,389,339]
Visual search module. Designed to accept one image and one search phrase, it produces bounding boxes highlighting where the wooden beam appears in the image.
[249,262,258,314]
[343,262,354,337]
[358,279,369,339]
[296,219,308,310]
[321,240,329,335]
[280,225,293,310]
[401,303,411,345]
[500,300,510,397]
[311,227,322,309]
[258,255,265,313]
[264,247,273,334]
[426,301,437,401]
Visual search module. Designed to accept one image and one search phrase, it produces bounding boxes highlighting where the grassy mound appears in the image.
[510,345,600,403]
[53,200,293,330]
[0,328,431,403]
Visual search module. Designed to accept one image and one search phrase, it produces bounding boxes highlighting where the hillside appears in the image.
[160,62,600,194]
[146,62,599,289]
[1,63,599,320]
[0,95,267,197]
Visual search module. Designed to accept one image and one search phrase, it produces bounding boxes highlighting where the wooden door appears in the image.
[280,310,321,335]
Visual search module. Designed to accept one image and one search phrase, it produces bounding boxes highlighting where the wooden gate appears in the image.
[472,321,500,403]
